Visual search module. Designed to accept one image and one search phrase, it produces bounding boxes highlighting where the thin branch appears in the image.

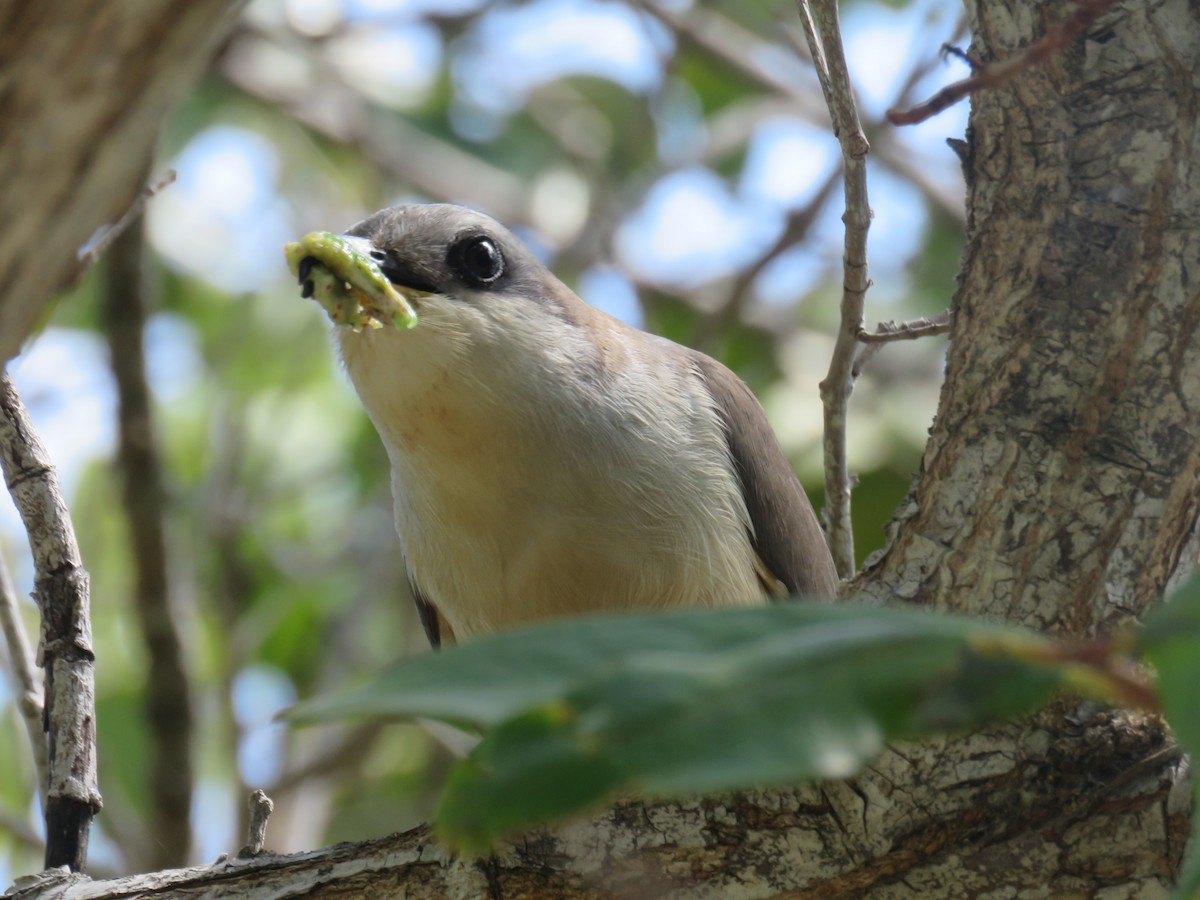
[630,0,815,104]
[0,548,49,802]
[693,167,843,352]
[219,39,530,226]
[891,17,972,114]
[857,311,952,344]
[796,1,837,126]
[851,312,952,380]
[101,224,194,869]
[238,790,274,858]
[798,0,872,579]
[886,0,1118,126]
[0,375,102,872]
[74,170,176,273]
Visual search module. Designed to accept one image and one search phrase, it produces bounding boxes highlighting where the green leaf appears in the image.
[289,603,1074,852]
[1139,574,1200,899]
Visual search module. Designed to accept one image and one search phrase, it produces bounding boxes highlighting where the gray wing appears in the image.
[692,352,840,599]
[410,580,445,649]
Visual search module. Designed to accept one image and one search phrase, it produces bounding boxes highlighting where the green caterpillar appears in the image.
[284,231,418,331]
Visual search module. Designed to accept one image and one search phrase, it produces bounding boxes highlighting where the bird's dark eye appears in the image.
[448,235,505,287]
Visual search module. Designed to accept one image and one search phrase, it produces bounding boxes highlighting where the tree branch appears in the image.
[630,0,819,107]
[100,224,194,869]
[238,791,274,858]
[2,715,1182,898]
[75,171,176,274]
[857,312,952,344]
[0,549,48,802]
[798,0,872,579]
[0,0,242,360]
[886,0,1119,126]
[219,35,530,228]
[850,313,952,381]
[692,167,843,352]
[0,376,101,872]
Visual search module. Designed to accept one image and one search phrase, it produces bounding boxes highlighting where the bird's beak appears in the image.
[284,231,421,332]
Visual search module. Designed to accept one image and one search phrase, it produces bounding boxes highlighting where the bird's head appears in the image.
[303,204,621,455]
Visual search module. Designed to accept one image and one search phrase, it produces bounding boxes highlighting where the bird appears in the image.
[296,203,838,648]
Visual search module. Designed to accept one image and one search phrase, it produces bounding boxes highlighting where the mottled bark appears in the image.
[1,709,1179,899]
[0,378,101,873]
[859,0,1200,639]
[842,0,1200,893]
[0,0,241,362]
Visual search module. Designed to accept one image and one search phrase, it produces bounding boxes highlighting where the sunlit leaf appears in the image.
[289,602,1076,851]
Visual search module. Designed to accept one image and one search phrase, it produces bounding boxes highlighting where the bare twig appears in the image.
[857,311,952,344]
[631,0,813,104]
[891,17,972,113]
[0,549,49,802]
[101,224,194,869]
[797,2,837,126]
[239,790,274,858]
[219,39,529,226]
[887,0,1118,126]
[0,375,102,872]
[693,167,843,351]
[940,43,979,70]
[75,170,176,273]
[798,0,872,579]
[852,312,952,379]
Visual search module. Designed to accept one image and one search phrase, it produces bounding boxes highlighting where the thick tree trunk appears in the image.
[8,0,1199,895]
[860,0,1200,635]
[0,0,240,362]
[6,714,1181,899]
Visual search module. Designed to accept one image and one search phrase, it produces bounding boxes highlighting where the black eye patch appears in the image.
[371,250,439,294]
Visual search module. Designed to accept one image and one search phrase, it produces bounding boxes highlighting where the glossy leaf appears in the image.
[289,602,1072,852]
